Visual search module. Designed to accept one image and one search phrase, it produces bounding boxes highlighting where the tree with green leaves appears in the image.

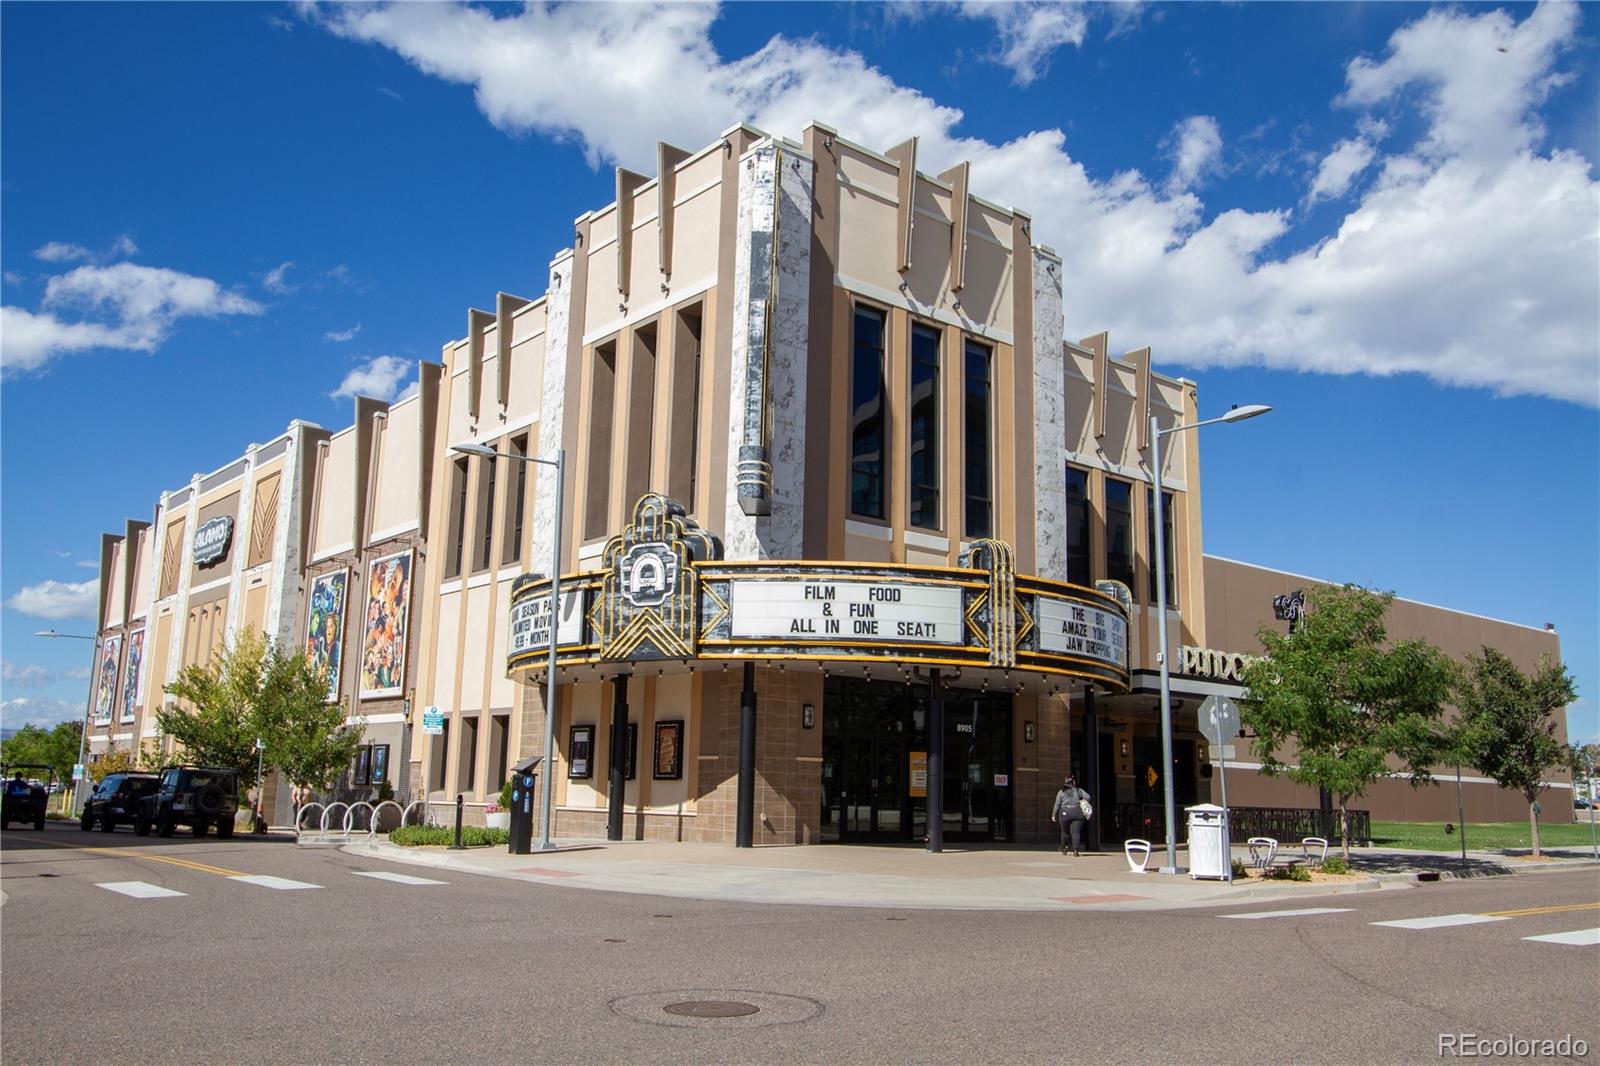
[255,649,365,810]
[1453,647,1578,858]
[159,627,274,775]
[158,627,365,813]
[1,720,84,784]
[88,747,138,782]
[1240,584,1456,858]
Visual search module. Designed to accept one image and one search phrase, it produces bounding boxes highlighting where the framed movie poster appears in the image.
[95,634,121,725]
[569,725,594,779]
[360,550,413,699]
[305,568,348,703]
[653,721,683,780]
[120,628,145,723]
[353,747,371,787]
[370,744,389,786]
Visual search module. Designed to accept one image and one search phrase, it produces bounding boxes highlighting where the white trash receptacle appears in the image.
[1187,803,1231,880]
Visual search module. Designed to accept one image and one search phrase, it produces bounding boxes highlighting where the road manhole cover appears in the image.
[664,1000,759,1018]
[611,989,823,1030]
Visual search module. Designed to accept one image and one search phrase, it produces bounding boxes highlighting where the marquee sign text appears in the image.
[730,579,963,645]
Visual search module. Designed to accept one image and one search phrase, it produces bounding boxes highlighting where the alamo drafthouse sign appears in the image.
[192,515,235,568]
[506,494,1130,691]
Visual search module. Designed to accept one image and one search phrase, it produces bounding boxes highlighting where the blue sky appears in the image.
[3,2,1596,745]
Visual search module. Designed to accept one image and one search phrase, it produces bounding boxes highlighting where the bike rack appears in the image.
[297,798,427,844]
[295,802,327,844]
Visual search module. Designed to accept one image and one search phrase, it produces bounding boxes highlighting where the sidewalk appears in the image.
[336,836,1596,912]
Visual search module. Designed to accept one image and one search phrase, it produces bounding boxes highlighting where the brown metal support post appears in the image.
[736,663,757,848]
[927,669,943,853]
[607,675,628,842]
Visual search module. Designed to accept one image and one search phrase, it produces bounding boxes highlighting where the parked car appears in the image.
[1,764,53,830]
[81,772,160,833]
[1576,796,1594,810]
[135,766,239,838]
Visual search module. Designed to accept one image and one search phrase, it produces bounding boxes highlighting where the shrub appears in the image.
[389,824,509,848]
[1267,863,1312,882]
[499,778,514,811]
[1320,855,1352,875]
[1231,858,1249,880]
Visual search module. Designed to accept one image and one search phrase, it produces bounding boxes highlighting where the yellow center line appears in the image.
[1481,901,1600,918]
[11,838,247,878]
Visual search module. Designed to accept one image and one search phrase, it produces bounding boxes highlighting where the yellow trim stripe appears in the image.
[1482,902,1600,918]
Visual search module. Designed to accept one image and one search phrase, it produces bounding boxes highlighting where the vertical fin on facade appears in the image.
[496,292,533,408]
[1080,331,1110,440]
[1127,346,1153,450]
[657,143,691,278]
[531,251,576,577]
[937,161,971,292]
[884,137,918,273]
[1031,244,1067,581]
[725,140,814,557]
[466,309,494,422]
[615,168,649,302]
[962,539,1019,668]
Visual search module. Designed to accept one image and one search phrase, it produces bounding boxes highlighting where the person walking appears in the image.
[1052,774,1092,856]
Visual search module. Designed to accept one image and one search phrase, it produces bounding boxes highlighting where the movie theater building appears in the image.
[406,121,1235,846]
[86,422,328,822]
[299,373,443,806]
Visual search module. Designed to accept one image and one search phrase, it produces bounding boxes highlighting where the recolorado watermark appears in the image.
[1440,1034,1588,1058]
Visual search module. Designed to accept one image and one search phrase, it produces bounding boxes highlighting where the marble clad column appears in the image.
[723,140,813,562]
[1031,245,1067,582]
[531,251,576,574]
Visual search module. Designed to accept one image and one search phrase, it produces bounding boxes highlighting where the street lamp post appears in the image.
[453,442,565,852]
[1150,403,1270,874]
[36,628,100,815]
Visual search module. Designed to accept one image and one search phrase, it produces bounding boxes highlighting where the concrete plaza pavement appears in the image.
[343,834,1600,911]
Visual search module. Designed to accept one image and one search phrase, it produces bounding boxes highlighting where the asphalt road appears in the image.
[2,821,1596,1065]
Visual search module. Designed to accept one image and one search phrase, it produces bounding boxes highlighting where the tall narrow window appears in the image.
[668,306,703,510]
[908,323,941,530]
[472,455,496,573]
[1105,478,1134,591]
[445,457,469,579]
[584,341,617,541]
[850,306,887,520]
[1066,466,1091,587]
[1147,489,1177,605]
[623,324,657,511]
[963,339,992,538]
[502,435,528,567]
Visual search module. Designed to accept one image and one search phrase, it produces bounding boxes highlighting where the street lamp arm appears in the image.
[1159,405,1274,438]
[449,444,559,468]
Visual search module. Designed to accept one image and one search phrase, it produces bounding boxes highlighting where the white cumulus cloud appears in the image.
[1306,137,1378,204]
[957,1,1090,86]
[325,322,362,342]
[262,260,295,294]
[1,697,84,730]
[2,661,91,690]
[34,241,90,263]
[312,1,1599,407]
[5,579,99,622]
[1,262,263,375]
[331,355,415,402]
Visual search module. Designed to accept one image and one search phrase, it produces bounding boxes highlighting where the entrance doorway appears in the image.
[820,679,1012,844]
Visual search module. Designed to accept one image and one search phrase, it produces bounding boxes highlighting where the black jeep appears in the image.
[135,766,239,839]
[1,764,53,830]
[81,772,160,833]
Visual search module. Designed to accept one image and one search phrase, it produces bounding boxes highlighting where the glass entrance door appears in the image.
[941,695,1013,843]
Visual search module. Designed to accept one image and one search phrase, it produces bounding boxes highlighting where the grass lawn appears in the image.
[1370,817,1600,852]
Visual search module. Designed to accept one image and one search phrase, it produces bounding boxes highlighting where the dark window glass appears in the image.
[850,307,887,519]
[584,341,617,540]
[1105,478,1134,591]
[446,457,469,579]
[502,435,528,567]
[473,456,496,572]
[1066,466,1091,587]
[1147,489,1177,606]
[963,340,992,538]
[909,323,941,530]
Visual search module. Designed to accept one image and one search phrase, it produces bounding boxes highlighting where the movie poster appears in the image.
[305,568,348,703]
[120,629,145,723]
[360,550,412,699]
[95,635,121,725]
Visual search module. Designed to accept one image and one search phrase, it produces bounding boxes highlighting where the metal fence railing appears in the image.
[1103,804,1371,847]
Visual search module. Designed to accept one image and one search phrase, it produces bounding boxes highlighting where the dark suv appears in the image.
[81,772,160,833]
[135,766,239,839]
[1,765,52,830]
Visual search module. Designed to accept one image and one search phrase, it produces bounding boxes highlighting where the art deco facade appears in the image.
[86,121,1572,844]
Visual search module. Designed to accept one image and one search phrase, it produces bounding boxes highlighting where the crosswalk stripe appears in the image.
[96,881,186,899]
[1219,907,1353,920]
[352,871,448,886]
[1372,913,1512,930]
[1522,928,1600,946]
[229,874,321,891]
